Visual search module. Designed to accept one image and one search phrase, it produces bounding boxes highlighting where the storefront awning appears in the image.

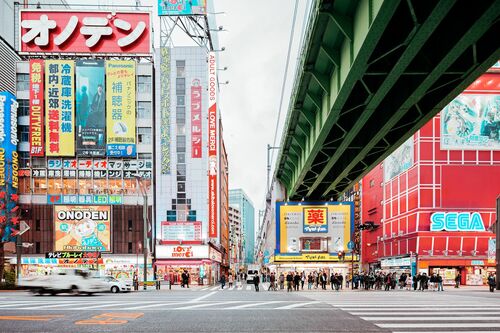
[154,260,211,266]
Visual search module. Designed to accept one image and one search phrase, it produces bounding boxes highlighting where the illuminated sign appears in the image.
[207,51,217,238]
[303,207,328,233]
[158,0,207,16]
[430,212,485,232]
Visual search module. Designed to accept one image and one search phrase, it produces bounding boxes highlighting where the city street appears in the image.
[1,284,500,332]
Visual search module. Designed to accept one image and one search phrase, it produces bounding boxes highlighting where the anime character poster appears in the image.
[54,206,111,252]
[384,137,414,181]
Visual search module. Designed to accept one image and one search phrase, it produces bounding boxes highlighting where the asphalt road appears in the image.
[1,283,499,332]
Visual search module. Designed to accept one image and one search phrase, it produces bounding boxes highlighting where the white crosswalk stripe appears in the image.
[333,298,500,333]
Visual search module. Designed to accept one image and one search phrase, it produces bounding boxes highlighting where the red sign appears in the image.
[191,80,202,158]
[29,59,44,156]
[208,52,217,238]
[20,11,151,55]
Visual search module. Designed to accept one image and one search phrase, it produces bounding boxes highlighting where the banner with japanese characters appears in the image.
[191,79,202,158]
[76,60,106,157]
[106,60,136,157]
[45,60,75,156]
[29,59,44,156]
[159,47,171,174]
[208,52,218,238]
[54,205,111,252]
[19,11,151,55]
[158,0,207,16]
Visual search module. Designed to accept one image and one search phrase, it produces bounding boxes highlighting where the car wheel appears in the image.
[70,286,79,295]
[111,286,119,293]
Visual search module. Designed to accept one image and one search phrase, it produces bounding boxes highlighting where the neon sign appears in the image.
[430,212,485,232]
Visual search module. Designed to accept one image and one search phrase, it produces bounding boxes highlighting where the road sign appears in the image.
[347,241,355,250]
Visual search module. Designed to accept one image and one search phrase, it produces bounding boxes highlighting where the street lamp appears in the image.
[135,175,150,291]
[267,144,280,193]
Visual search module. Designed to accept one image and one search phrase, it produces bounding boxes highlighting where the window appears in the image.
[138,153,152,159]
[35,219,40,231]
[176,136,186,153]
[128,219,133,232]
[17,99,29,116]
[176,95,185,106]
[177,154,185,163]
[33,179,47,194]
[18,151,30,168]
[62,179,77,194]
[137,101,152,119]
[177,193,186,199]
[176,60,185,77]
[176,78,185,94]
[177,175,186,182]
[138,128,152,144]
[177,124,186,135]
[16,74,29,91]
[137,75,151,94]
[128,242,133,254]
[18,125,29,142]
[177,166,186,176]
[31,158,45,167]
[177,182,185,192]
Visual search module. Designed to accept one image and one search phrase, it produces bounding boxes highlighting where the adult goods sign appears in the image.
[207,51,217,238]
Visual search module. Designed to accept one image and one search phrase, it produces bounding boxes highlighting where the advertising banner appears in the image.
[20,11,151,55]
[29,59,44,156]
[54,205,111,252]
[441,74,500,150]
[275,202,354,259]
[76,60,106,157]
[488,238,496,264]
[45,60,75,156]
[106,60,136,157]
[207,51,217,238]
[191,79,202,158]
[160,47,171,174]
[160,221,202,244]
[0,92,19,242]
[156,245,209,259]
[158,0,206,16]
[384,137,414,181]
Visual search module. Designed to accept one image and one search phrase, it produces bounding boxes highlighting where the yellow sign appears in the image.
[45,60,75,156]
[303,207,328,232]
[106,60,136,157]
[274,254,354,262]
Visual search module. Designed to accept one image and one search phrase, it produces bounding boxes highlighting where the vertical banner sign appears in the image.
[0,92,19,242]
[208,52,218,238]
[45,60,75,156]
[106,60,136,157]
[29,59,44,156]
[76,60,106,157]
[191,79,202,158]
[160,48,171,174]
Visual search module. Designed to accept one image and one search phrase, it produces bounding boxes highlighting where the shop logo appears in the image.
[430,212,485,232]
[171,246,193,258]
[303,207,328,233]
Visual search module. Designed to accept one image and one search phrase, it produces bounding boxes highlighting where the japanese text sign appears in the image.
[191,79,202,158]
[29,59,44,156]
[208,52,217,238]
[20,11,151,55]
[303,207,328,233]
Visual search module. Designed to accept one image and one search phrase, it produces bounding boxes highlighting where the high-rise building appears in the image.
[229,189,255,264]
[229,205,242,272]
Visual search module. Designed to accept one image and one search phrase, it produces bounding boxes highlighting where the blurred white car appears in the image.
[97,276,132,293]
[20,269,108,295]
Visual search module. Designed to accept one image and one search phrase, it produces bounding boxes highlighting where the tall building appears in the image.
[154,47,225,285]
[228,205,242,272]
[361,69,499,286]
[229,189,255,264]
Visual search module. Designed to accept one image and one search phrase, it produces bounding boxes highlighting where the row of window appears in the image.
[176,60,188,214]
[16,74,152,94]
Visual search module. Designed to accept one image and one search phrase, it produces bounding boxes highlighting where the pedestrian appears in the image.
[269,272,276,291]
[293,272,301,291]
[330,273,335,290]
[322,272,328,290]
[133,272,138,291]
[286,272,293,292]
[301,272,305,290]
[338,274,343,289]
[228,273,233,288]
[307,273,313,290]
[253,273,260,292]
[429,273,436,291]
[455,273,461,288]
[405,274,412,291]
[413,273,419,291]
[385,273,391,291]
[437,274,444,291]
[488,273,496,292]
[220,274,226,289]
[279,272,285,290]
[155,273,161,290]
[345,274,350,289]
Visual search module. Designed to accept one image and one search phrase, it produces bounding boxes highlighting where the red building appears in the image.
[361,69,500,286]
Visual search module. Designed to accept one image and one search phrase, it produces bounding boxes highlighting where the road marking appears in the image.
[378,323,500,328]
[210,287,219,291]
[75,312,143,325]
[21,302,102,310]
[174,301,240,310]
[0,315,64,321]
[72,302,137,310]
[275,301,320,310]
[189,291,217,303]
[226,301,284,310]
[237,286,243,290]
[246,286,251,291]
[200,287,209,291]
[350,311,500,315]
[363,316,499,321]
[0,302,53,308]
[124,302,188,310]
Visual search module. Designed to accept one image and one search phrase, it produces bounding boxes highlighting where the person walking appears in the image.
[228,273,234,288]
[300,272,305,290]
[279,272,285,290]
[133,272,139,291]
[414,273,420,291]
[307,273,313,290]
[322,272,328,290]
[220,274,226,289]
[330,273,335,290]
[253,274,260,292]
[293,272,301,291]
[437,274,444,291]
[286,272,293,292]
[269,272,276,291]
[338,274,344,290]
[488,273,496,292]
[455,273,461,288]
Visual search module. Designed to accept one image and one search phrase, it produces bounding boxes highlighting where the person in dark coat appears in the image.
[488,273,496,292]
[220,274,226,289]
[253,274,260,292]
[286,272,293,292]
[293,272,301,291]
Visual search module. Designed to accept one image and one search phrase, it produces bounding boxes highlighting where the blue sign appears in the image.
[347,241,355,250]
[158,0,206,16]
[430,212,485,232]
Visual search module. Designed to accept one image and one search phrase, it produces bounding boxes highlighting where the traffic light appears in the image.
[337,251,345,262]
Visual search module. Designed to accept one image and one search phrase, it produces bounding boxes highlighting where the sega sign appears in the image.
[430,212,485,232]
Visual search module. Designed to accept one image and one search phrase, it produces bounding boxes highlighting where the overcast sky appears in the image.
[213,0,311,213]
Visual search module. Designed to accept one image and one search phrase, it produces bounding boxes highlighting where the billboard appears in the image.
[106,60,136,157]
[275,202,354,260]
[158,0,207,16]
[45,60,75,156]
[207,52,217,238]
[54,205,111,252]
[191,79,202,158]
[29,59,44,156]
[76,60,106,157]
[441,94,500,150]
[160,221,202,244]
[384,137,414,181]
[0,92,19,242]
[160,47,171,174]
[20,11,151,55]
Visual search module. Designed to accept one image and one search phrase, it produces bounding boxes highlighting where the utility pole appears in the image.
[136,175,150,291]
[267,144,280,193]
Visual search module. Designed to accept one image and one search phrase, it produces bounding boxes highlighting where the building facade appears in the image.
[229,189,255,264]
[361,69,500,286]
[228,205,242,273]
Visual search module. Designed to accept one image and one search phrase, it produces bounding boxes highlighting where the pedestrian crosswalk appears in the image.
[329,298,500,333]
[198,283,270,291]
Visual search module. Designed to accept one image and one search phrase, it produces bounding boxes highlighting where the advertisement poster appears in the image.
[158,0,206,16]
[54,205,111,252]
[106,60,136,157]
[207,51,217,238]
[191,79,202,158]
[384,137,414,181]
[29,59,44,156]
[488,238,496,264]
[45,60,75,156]
[275,202,354,258]
[0,92,19,242]
[20,11,150,55]
[76,60,106,157]
[441,94,500,150]
[160,47,171,174]
[160,221,202,244]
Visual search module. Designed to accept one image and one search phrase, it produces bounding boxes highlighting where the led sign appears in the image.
[430,212,485,232]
